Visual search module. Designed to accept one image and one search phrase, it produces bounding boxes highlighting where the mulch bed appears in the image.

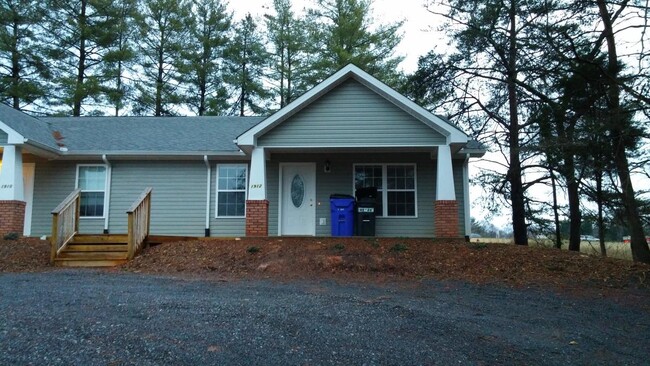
[3,237,649,292]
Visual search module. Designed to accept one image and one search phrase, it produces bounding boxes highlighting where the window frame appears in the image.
[75,164,108,219]
[215,164,249,219]
[353,163,418,218]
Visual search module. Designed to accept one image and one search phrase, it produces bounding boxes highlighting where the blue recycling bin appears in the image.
[330,194,355,236]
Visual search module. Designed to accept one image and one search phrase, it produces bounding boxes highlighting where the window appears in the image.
[77,165,107,218]
[354,164,417,217]
[216,164,248,217]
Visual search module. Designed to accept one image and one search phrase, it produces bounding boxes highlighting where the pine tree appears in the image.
[134,0,191,116]
[265,0,307,109]
[305,0,403,86]
[0,0,49,111]
[181,0,231,116]
[44,0,117,116]
[224,14,270,116]
[101,0,139,116]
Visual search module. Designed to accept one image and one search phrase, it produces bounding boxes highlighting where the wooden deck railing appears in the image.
[127,187,152,260]
[50,189,81,263]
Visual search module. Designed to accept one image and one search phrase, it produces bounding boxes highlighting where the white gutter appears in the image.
[204,155,211,237]
[102,154,112,234]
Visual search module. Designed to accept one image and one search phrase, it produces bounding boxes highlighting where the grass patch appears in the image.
[333,243,345,251]
[390,243,408,253]
[247,246,261,254]
[469,242,488,250]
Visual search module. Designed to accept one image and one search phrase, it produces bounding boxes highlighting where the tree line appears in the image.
[407,0,650,263]
[0,0,402,116]
[2,0,649,263]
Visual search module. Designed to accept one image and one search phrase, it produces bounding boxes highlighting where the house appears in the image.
[0,65,484,241]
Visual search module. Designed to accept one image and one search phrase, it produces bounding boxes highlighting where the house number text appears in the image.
[1,184,12,189]
[250,184,262,189]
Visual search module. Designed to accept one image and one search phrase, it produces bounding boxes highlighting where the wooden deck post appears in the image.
[50,213,58,264]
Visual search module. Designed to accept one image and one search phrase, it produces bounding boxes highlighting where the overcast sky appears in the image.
[229,0,442,73]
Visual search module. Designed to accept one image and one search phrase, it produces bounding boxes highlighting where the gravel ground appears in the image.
[1,270,649,365]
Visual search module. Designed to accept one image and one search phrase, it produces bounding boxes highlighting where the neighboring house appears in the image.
[0,65,484,239]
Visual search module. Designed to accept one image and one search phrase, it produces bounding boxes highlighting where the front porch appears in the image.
[243,148,468,238]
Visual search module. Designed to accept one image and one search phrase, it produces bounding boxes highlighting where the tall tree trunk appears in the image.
[240,62,246,116]
[155,46,164,116]
[595,167,607,257]
[596,0,650,263]
[550,169,562,249]
[565,165,581,252]
[73,0,88,117]
[506,0,528,246]
[10,17,20,110]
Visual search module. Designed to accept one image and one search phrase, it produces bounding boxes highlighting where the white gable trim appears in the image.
[236,64,468,148]
[0,121,26,144]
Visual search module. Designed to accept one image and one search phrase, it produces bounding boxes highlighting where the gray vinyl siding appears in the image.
[31,161,105,236]
[209,162,247,237]
[108,161,206,236]
[258,79,446,147]
[0,130,7,144]
[29,156,466,238]
[266,152,466,237]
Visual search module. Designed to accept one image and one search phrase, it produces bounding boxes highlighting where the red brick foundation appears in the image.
[245,200,269,237]
[0,200,26,236]
[435,200,460,238]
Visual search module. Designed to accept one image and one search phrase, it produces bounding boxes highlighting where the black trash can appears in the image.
[355,187,377,236]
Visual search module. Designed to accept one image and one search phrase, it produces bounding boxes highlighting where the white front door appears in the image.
[22,163,35,236]
[280,163,316,236]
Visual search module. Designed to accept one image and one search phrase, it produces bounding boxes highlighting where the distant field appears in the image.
[470,238,633,260]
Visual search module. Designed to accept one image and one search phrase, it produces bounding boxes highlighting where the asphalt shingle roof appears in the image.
[0,103,58,149]
[39,116,265,153]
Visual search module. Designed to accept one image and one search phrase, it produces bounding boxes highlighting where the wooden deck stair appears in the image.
[54,234,130,267]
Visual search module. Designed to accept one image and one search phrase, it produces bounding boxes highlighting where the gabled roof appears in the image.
[236,64,469,148]
[0,103,59,150]
[41,116,264,155]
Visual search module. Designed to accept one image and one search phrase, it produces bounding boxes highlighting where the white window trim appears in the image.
[75,164,108,219]
[215,164,248,219]
[353,163,418,218]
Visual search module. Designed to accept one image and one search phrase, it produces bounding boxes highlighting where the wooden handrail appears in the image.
[127,187,153,260]
[50,189,81,264]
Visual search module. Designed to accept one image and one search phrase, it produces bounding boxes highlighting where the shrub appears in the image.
[333,243,345,251]
[247,246,260,254]
[390,243,408,253]
[3,232,19,241]
[365,238,380,248]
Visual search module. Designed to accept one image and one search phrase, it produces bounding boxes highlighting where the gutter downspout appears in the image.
[204,155,211,237]
[102,154,112,234]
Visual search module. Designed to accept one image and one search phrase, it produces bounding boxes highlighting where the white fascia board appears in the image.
[0,121,25,144]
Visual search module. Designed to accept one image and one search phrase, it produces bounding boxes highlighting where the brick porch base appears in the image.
[435,200,460,238]
[0,200,26,235]
[245,200,269,236]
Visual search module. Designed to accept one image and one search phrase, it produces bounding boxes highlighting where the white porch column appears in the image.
[247,147,267,200]
[0,145,24,201]
[436,145,456,200]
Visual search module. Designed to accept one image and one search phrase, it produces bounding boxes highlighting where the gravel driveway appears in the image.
[1,270,648,365]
